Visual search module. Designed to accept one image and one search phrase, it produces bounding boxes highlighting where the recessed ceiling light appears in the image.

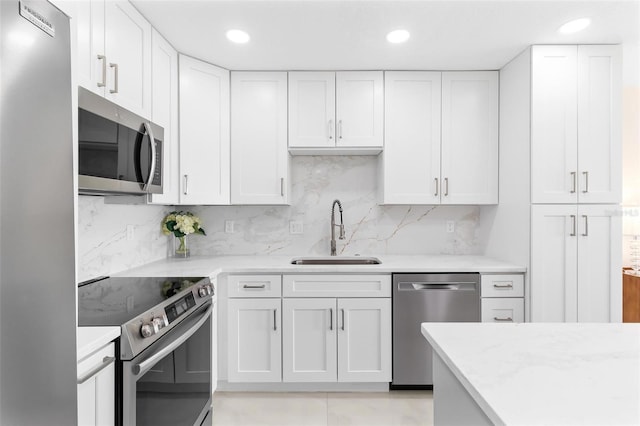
[226,29,250,44]
[558,18,591,34]
[386,29,410,44]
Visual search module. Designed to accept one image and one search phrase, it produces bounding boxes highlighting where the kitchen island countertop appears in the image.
[421,323,640,425]
[113,254,525,278]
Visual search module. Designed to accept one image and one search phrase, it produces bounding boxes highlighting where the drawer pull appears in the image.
[493,317,513,322]
[243,284,266,289]
[77,356,115,384]
[493,283,513,289]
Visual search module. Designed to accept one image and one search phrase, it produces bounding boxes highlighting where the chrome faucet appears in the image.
[330,199,345,256]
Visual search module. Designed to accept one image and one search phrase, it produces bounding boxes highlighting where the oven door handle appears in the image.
[132,302,213,377]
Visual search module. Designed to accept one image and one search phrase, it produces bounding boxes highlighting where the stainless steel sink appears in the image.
[290,256,382,265]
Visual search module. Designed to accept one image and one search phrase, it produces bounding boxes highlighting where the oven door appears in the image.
[122,301,212,426]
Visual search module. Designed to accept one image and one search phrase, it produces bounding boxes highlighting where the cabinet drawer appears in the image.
[77,342,115,381]
[228,275,282,298]
[481,298,524,323]
[481,274,524,297]
[283,275,391,298]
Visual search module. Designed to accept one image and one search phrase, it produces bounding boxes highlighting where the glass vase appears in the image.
[174,235,190,258]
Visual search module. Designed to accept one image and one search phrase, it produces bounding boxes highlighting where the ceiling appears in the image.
[131,0,640,71]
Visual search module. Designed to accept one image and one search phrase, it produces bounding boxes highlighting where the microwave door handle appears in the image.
[142,122,156,192]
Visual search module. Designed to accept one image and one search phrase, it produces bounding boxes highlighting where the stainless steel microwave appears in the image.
[78,87,163,195]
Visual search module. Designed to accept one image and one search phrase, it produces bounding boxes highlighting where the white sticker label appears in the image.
[19,1,55,37]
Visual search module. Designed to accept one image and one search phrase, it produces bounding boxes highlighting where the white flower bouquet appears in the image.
[162,211,205,257]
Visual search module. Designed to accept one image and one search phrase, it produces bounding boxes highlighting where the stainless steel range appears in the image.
[78,276,215,426]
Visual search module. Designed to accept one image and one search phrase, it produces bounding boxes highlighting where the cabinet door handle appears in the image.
[340,308,345,331]
[570,171,577,194]
[328,120,333,140]
[582,171,589,193]
[109,63,119,94]
[273,309,278,331]
[97,55,107,88]
[329,308,333,330]
[338,120,343,140]
[434,178,439,197]
[280,178,284,197]
[570,215,577,236]
[183,175,189,195]
[444,178,449,196]
[77,356,115,384]
[493,317,513,322]
[582,215,588,237]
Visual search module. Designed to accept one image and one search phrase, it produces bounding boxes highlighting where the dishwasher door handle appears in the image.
[398,282,477,291]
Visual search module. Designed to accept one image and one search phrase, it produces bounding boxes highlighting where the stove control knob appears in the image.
[152,316,168,330]
[140,323,154,338]
[198,285,212,297]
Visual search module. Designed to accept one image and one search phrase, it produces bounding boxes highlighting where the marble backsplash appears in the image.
[77,156,487,282]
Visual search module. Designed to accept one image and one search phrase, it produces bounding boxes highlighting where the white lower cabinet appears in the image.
[531,204,622,322]
[282,297,391,383]
[337,298,391,382]
[281,275,392,383]
[227,274,391,384]
[480,274,525,323]
[283,298,337,382]
[227,298,282,382]
[481,298,524,323]
[77,342,115,426]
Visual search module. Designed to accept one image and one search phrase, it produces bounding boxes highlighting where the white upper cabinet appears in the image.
[531,45,621,204]
[148,29,179,205]
[231,72,290,205]
[382,72,442,204]
[441,71,499,205]
[336,71,384,148]
[382,71,498,205]
[77,0,152,118]
[179,55,230,205]
[577,45,622,204]
[288,71,383,153]
[288,72,336,148]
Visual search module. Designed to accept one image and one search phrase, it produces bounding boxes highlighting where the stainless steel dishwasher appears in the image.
[391,273,480,388]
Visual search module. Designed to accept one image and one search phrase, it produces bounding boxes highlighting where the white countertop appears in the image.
[113,254,525,278]
[77,327,121,362]
[421,323,640,426]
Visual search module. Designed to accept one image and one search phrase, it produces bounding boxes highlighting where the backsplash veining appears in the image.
[77,196,170,282]
[78,156,486,281]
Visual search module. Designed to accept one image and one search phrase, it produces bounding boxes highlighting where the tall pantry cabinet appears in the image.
[493,45,622,323]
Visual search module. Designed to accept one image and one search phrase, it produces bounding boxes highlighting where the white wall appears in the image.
[77,156,490,280]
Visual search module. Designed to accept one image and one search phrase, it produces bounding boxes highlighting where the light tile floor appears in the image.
[211,391,433,426]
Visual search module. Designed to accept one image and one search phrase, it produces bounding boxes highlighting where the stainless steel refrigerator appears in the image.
[0,1,77,424]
